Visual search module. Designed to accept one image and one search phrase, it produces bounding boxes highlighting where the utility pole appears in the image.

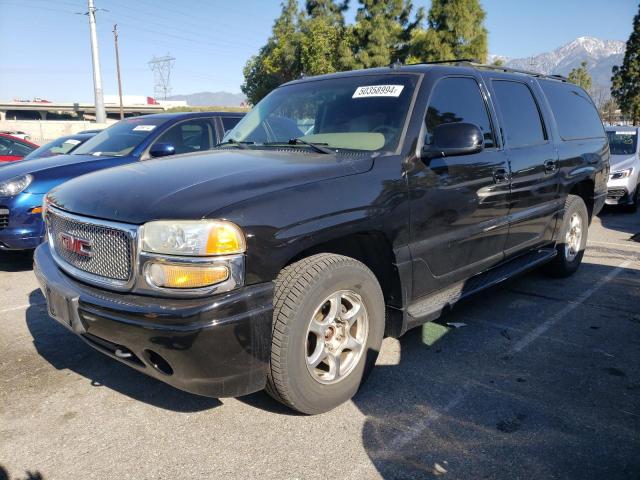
[113,24,124,120]
[87,0,106,123]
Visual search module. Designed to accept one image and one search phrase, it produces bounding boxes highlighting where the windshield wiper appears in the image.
[262,138,335,154]
[215,139,255,150]
[288,138,335,154]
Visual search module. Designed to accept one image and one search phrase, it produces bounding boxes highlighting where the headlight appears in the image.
[611,168,633,180]
[141,220,246,257]
[0,174,33,197]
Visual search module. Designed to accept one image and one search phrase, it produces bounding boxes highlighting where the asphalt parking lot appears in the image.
[1,208,639,480]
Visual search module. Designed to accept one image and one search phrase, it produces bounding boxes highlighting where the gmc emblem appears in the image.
[59,232,92,257]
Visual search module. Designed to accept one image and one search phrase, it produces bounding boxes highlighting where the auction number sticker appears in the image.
[132,125,157,132]
[615,131,636,135]
[353,85,404,98]
[63,139,81,145]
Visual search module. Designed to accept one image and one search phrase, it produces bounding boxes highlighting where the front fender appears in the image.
[212,157,410,285]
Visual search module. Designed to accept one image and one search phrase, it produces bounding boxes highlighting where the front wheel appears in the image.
[544,194,589,278]
[266,253,385,414]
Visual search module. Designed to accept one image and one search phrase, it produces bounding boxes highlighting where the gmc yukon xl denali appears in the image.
[34,63,609,414]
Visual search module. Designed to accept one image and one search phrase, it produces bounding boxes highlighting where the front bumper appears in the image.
[0,193,46,250]
[606,176,637,206]
[33,244,274,398]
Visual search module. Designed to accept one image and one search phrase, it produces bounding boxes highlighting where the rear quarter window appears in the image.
[539,80,605,140]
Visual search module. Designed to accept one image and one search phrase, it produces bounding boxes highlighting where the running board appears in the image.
[406,248,556,328]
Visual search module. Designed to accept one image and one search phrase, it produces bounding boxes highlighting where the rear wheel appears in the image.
[544,194,589,277]
[266,253,385,414]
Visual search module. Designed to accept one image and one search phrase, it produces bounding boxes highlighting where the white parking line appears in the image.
[510,258,635,353]
[0,302,45,314]
[384,390,466,453]
[589,240,640,249]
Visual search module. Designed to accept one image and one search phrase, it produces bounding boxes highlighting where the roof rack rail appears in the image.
[404,58,477,66]
[404,59,568,82]
[467,62,568,82]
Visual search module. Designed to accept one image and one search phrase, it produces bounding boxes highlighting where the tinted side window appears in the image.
[426,77,495,148]
[492,80,546,148]
[221,116,242,135]
[540,80,605,140]
[154,119,214,155]
[0,138,12,154]
[10,141,33,156]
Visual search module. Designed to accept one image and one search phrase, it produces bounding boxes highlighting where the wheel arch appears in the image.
[284,230,407,337]
[568,178,595,221]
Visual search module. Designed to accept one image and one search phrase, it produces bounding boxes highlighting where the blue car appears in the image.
[0,111,244,250]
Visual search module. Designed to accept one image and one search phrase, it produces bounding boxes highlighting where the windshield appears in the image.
[607,130,638,156]
[224,74,419,152]
[73,117,166,156]
[24,136,87,160]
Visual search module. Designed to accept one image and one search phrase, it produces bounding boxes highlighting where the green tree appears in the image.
[241,0,301,105]
[346,0,423,69]
[300,0,349,75]
[408,0,488,63]
[612,3,640,125]
[567,61,592,91]
[491,58,505,67]
[601,98,619,125]
[242,0,352,104]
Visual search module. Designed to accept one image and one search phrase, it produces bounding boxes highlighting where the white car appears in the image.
[0,130,31,141]
[606,126,640,212]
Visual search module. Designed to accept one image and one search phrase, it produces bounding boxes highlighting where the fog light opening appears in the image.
[144,349,174,376]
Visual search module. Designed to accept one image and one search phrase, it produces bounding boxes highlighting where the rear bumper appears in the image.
[33,244,274,398]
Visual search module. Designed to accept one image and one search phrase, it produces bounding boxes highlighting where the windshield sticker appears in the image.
[352,85,404,98]
[615,131,636,135]
[132,125,157,132]
[63,139,81,145]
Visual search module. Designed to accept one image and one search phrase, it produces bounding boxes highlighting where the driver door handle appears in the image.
[544,160,558,174]
[493,167,510,184]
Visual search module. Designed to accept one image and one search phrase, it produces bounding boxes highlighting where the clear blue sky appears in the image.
[0,0,636,102]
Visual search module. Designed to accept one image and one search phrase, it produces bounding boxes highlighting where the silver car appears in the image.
[606,126,640,212]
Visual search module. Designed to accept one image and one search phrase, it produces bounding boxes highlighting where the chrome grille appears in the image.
[47,209,133,282]
[0,207,8,229]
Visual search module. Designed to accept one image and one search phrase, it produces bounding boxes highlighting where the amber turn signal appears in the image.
[147,263,229,289]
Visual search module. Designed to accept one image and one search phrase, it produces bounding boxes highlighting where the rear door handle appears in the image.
[493,168,509,184]
[544,160,558,174]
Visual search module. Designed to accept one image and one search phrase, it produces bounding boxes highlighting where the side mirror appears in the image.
[421,122,484,160]
[149,143,176,158]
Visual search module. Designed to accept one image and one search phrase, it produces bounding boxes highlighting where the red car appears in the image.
[0,133,38,163]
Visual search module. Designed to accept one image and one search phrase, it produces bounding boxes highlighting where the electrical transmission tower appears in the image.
[148,54,176,100]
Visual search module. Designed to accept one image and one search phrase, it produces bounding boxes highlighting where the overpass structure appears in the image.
[0,101,165,121]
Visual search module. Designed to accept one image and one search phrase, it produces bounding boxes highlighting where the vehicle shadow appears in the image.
[242,261,640,478]
[597,205,640,237]
[24,289,221,413]
[0,250,34,272]
[0,465,44,480]
[349,261,640,479]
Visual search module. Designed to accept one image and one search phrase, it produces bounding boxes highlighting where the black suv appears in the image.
[34,63,609,414]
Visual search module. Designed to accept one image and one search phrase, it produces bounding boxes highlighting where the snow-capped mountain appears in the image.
[494,36,625,88]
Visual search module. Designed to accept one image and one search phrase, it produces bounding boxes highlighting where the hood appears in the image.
[610,154,637,172]
[0,153,130,194]
[48,149,373,224]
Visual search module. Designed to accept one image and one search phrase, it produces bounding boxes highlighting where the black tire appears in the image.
[544,194,589,278]
[266,253,385,414]
[623,186,639,213]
